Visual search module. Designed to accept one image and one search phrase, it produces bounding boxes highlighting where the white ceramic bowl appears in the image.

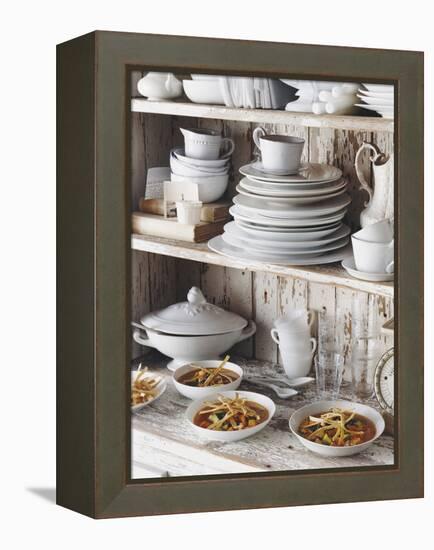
[133,322,256,371]
[186,390,275,442]
[173,147,231,168]
[173,360,243,399]
[183,80,225,105]
[191,74,219,81]
[289,399,385,457]
[170,152,229,177]
[171,173,228,203]
[131,371,167,413]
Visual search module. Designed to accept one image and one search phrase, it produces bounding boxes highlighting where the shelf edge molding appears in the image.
[131,234,394,297]
[131,99,394,133]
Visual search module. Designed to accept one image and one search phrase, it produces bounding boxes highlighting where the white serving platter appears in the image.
[209,236,352,266]
[239,162,342,184]
[223,223,350,253]
[356,93,393,106]
[238,176,347,197]
[225,221,350,248]
[233,192,351,218]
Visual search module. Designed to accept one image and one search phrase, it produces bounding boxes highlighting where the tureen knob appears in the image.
[187,287,206,307]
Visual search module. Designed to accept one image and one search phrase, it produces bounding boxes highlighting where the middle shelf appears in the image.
[131,233,394,297]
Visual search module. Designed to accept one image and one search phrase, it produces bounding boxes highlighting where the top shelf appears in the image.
[131,98,394,133]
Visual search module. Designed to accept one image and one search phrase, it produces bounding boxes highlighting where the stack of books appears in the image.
[132,198,231,243]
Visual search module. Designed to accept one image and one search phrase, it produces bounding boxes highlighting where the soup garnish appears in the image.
[131,366,161,406]
[194,393,269,431]
[178,365,238,387]
[298,408,376,446]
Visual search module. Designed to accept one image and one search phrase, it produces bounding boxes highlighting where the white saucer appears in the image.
[341,257,394,282]
[233,192,351,218]
[250,160,299,176]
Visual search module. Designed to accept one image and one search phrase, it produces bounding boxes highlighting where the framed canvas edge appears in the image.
[57,30,424,519]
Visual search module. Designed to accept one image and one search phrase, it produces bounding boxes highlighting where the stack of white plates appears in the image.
[209,161,352,266]
[355,83,394,119]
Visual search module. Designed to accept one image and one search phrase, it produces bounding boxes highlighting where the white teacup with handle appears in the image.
[253,127,305,175]
[181,128,235,160]
[351,235,394,274]
[276,339,317,378]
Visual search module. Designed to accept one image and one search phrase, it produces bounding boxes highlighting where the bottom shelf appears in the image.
[131,233,394,297]
[131,353,394,479]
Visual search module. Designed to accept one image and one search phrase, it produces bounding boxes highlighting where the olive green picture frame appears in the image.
[57,31,424,518]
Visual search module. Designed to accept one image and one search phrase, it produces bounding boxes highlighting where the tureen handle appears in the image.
[187,287,207,307]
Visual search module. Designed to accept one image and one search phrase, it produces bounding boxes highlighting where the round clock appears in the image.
[374,347,394,411]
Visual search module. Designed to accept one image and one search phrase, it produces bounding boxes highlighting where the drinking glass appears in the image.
[314,352,344,399]
[351,337,383,399]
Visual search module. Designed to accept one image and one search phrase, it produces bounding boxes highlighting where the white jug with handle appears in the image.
[355,142,394,227]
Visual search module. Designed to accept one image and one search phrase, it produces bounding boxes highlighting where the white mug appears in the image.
[354,219,393,243]
[181,128,235,160]
[279,344,316,378]
[351,235,394,273]
[273,309,314,332]
[253,127,305,174]
[271,329,317,355]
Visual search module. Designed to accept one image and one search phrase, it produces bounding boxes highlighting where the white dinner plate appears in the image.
[238,177,347,197]
[236,219,342,240]
[239,178,347,197]
[222,231,349,256]
[356,94,394,107]
[341,257,394,282]
[239,162,342,184]
[358,88,394,99]
[362,83,394,93]
[229,204,348,227]
[224,221,350,249]
[233,192,351,218]
[355,103,394,117]
[235,183,347,204]
[209,236,352,266]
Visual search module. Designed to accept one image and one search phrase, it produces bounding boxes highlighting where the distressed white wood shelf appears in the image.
[131,353,394,479]
[131,233,394,297]
[131,98,394,133]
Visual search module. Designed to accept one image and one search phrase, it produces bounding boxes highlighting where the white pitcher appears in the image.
[355,142,394,227]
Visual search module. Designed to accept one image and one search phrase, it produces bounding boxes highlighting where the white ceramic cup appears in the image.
[253,127,305,174]
[273,309,314,332]
[354,219,393,243]
[271,329,317,356]
[181,128,235,160]
[279,344,316,378]
[351,235,394,273]
[176,200,202,224]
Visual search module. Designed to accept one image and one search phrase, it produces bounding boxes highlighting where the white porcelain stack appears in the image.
[169,128,235,203]
[356,84,394,119]
[209,160,352,266]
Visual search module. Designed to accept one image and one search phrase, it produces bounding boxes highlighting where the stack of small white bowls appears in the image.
[170,128,235,203]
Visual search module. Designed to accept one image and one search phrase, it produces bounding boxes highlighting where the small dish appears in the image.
[183,79,225,105]
[289,399,385,457]
[173,360,243,400]
[131,370,167,413]
[341,257,394,282]
[186,390,275,442]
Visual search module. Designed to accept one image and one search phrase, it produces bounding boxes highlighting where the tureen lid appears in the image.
[140,287,248,335]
